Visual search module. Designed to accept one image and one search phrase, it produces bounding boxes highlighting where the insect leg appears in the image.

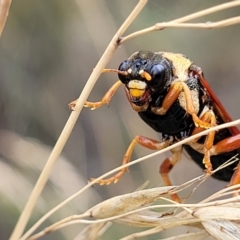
[151,81,213,129]
[69,80,122,110]
[159,146,182,202]
[189,110,217,173]
[210,134,240,186]
[151,81,182,115]
[230,161,240,189]
[90,136,173,185]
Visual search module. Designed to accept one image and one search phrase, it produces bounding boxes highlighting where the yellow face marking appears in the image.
[129,89,145,97]
[139,70,152,81]
[143,71,152,81]
[128,80,147,98]
[128,68,132,74]
[128,80,146,89]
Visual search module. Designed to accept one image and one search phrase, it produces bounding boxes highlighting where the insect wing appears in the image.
[198,74,239,136]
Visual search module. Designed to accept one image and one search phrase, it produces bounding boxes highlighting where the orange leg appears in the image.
[188,110,217,173]
[189,109,240,187]
[151,81,213,129]
[210,134,240,186]
[68,80,122,110]
[230,162,240,193]
[191,109,214,136]
[90,136,174,185]
[159,146,182,202]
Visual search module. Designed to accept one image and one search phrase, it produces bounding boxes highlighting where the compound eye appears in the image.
[150,64,166,89]
[118,60,129,84]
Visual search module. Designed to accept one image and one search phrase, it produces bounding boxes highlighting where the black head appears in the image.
[118,51,172,104]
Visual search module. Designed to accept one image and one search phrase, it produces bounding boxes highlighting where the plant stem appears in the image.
[10,1,148,239]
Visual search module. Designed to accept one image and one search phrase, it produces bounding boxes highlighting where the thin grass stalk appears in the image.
[0,0,11,36]
[9,1,148,239]
[120,1,240,43]
[29,193,240,239]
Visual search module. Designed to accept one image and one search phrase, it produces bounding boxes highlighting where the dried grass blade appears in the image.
[160,230,209,240]
[201,220,240,240]
[87,186,176,218]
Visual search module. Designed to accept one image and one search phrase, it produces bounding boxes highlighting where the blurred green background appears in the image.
[0,0,240,239]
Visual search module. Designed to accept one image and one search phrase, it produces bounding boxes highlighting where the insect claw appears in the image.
[114,179,119,184]
[204,168,213,175]
[68,100,77,110]
[88,178,95,184]
[202,154,213,174]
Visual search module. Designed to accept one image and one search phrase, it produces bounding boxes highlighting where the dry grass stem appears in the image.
[120,1,240,43]
[27,176,240,239]
[30,199,240,240]
[153,16,240,29]
[0,0,12,37]
[10,0,148,239]
[201,220,240,240]
[27,186,175,239]
[156,230,209,240]
[121,228,208,240]
[73,223,111,240]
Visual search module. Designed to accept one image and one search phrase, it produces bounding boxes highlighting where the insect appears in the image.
[69,51,240,201]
